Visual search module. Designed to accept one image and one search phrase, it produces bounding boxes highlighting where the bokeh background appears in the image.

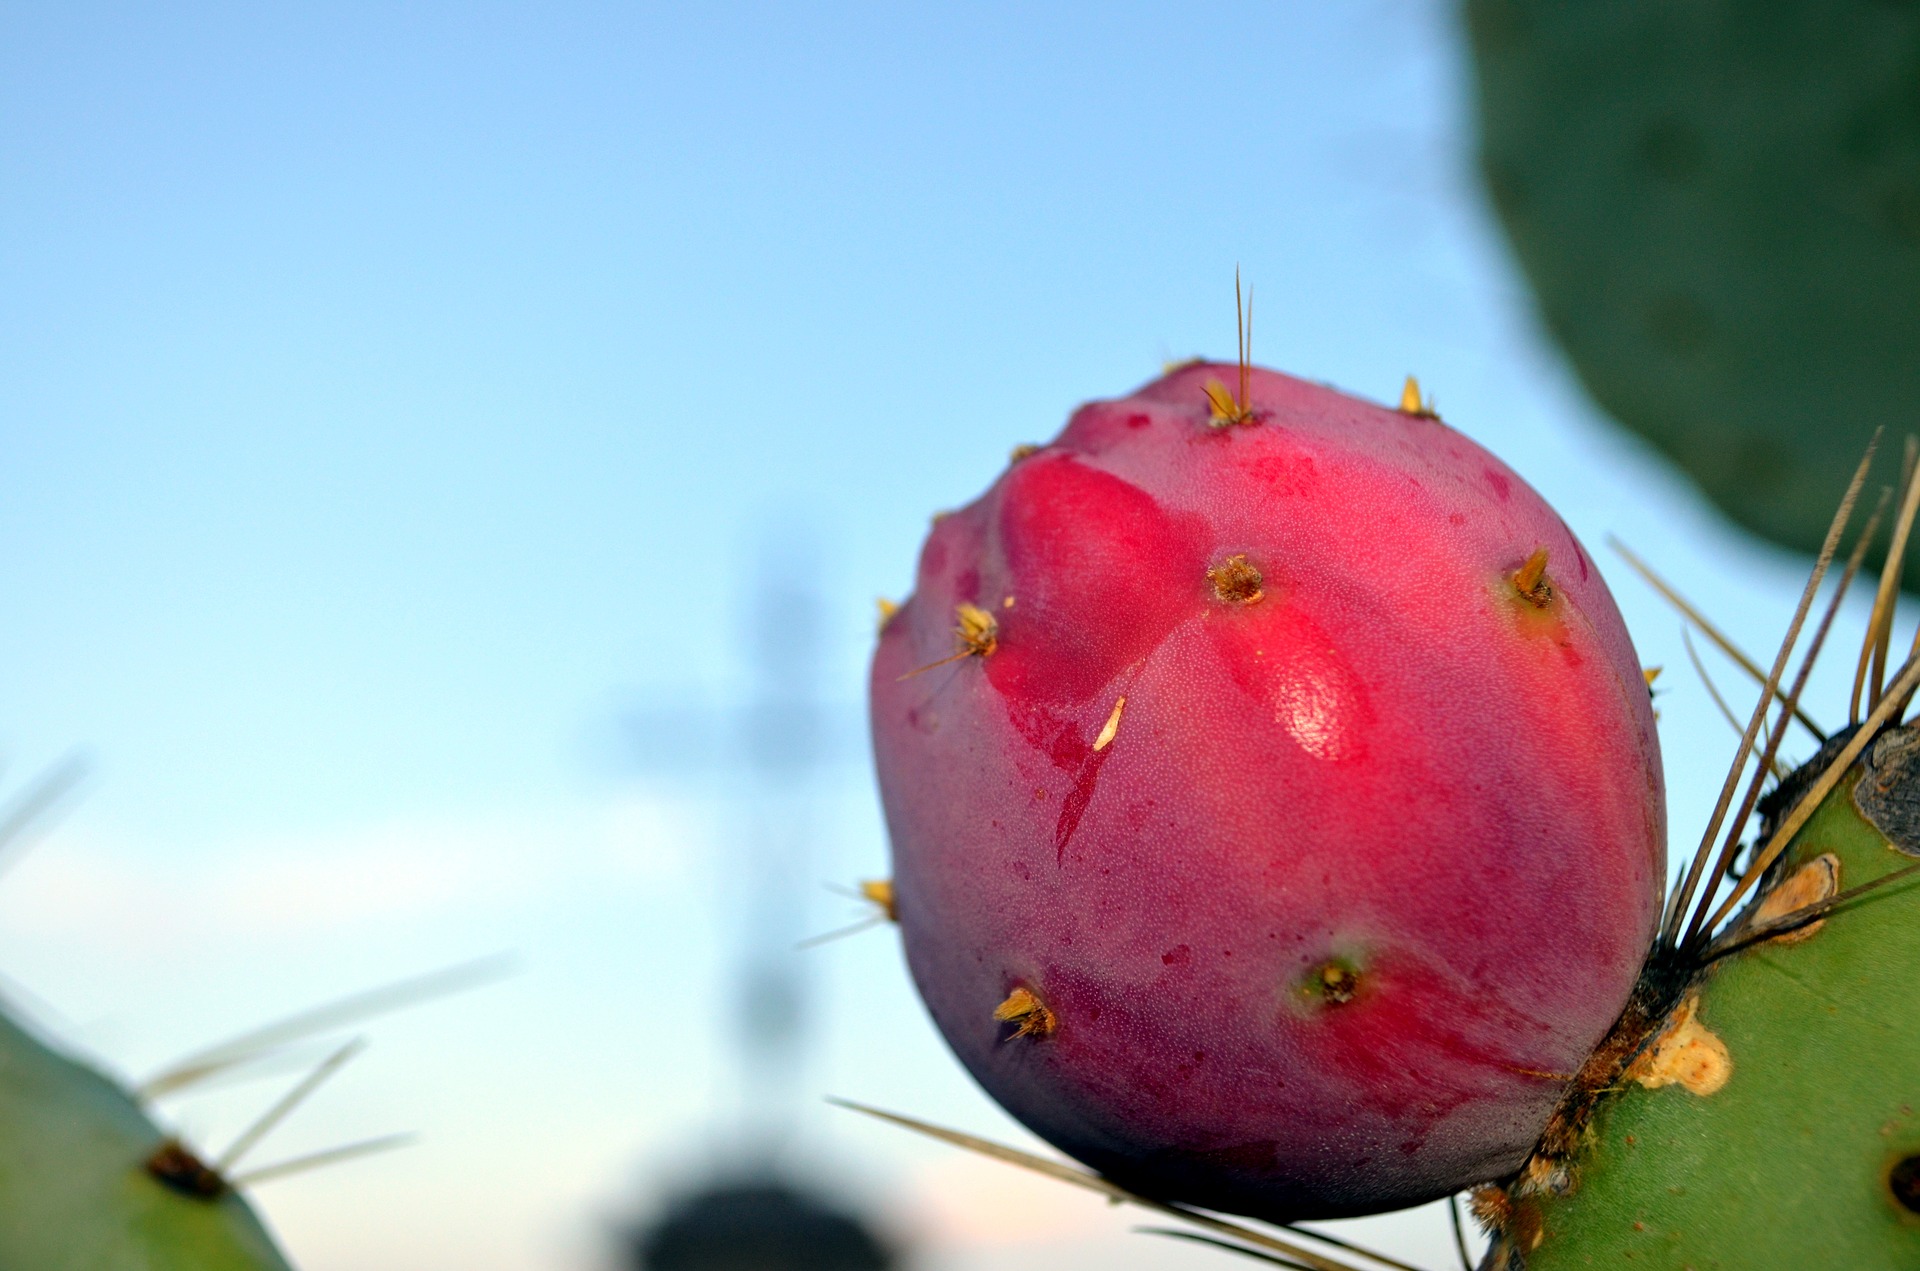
[0,3,1880,1268]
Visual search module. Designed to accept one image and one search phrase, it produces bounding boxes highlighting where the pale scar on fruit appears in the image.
[1748,853,1840,945]
[1092,697,1126,752]
[993,986,1057,1041]
[1627,993,1731,1096]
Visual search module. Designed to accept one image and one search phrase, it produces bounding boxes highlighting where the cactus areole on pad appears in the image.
[868,363,1666,1221]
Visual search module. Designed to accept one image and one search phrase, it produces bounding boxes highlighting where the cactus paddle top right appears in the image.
[1468,0,1920,577]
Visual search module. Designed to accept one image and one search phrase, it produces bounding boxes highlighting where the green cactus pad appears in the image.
[1509,742,1920,1269]
[1466,0,1920,574]
[0,1002,294,1271]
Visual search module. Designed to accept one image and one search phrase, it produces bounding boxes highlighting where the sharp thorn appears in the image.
[826,1100,1370,1271]
[230,1133,416,1189]
[215,1038,365,1174]
[1659,435,1873,946]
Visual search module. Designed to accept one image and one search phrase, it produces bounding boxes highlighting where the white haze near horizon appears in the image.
[0,3,1882,1269]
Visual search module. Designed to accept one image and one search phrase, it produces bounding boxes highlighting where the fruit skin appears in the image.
[869,363,1666,1221]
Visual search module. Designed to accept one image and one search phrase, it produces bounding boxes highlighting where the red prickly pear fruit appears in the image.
[868,363,1665,1222]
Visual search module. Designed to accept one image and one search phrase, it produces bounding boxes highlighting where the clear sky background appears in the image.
[0,3,1884,1270]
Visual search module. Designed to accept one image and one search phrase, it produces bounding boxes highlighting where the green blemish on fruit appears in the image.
[1293,957,1364,1011]
[1493,546,1564,632]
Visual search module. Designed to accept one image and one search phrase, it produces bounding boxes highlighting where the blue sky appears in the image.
[0,4,1878,1269]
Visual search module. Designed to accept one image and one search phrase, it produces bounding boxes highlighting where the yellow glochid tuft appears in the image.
[954,603,999,657]
[1512,546,1554,607]
[1208,554,1265,605]
[859,878,897,922]
[1398,375,1439,418]
[993,986,1057,1041]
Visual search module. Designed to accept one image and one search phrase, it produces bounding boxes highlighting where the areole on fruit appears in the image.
[866,347,1667,1224]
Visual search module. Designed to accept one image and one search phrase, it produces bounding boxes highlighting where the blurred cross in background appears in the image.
[734,532,825,1142]
[621,525,897,1270]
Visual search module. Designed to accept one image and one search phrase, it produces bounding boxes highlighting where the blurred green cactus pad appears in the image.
[0,1004,293,1271]
[1467,0,1920,571]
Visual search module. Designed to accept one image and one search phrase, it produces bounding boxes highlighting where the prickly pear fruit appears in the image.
[869,363,1665,1221]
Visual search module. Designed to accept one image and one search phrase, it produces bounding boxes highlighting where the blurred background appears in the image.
[0,2,1891,1268]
